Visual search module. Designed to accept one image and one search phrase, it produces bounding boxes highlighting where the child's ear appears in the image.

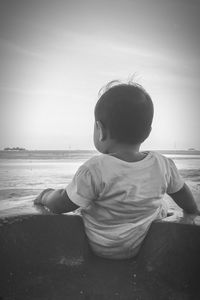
[96,121,106,141]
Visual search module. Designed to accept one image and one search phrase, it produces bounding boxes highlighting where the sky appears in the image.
[0,0,200,150]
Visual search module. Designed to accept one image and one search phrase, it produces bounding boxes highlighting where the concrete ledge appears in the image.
[0,213,200,299]
[136,218,200,296]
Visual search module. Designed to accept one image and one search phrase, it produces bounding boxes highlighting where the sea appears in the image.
[0,150,200,212]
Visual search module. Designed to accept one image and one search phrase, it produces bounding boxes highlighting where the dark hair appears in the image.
[94,81,154,144]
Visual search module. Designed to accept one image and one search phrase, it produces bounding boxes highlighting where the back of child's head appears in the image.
[94,81,154,144]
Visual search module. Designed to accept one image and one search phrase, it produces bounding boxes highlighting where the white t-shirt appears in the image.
[66,151,184,259]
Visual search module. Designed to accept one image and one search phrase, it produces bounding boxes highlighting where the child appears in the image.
[34,81,200,259]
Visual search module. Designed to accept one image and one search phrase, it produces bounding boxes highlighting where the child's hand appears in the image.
[34,188,54,205]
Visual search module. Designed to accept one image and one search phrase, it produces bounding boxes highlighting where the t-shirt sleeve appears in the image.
[166,158,184,194]
[66,164,99,208]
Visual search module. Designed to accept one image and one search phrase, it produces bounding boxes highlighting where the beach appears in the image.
[0,150,200,214]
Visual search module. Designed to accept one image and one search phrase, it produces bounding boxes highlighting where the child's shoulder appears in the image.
[82,154,103,169]
[150,150,176,169]
[77,155,106,180]
[83,154,106,168]
[150,150,168,160]
[82,154,116,174]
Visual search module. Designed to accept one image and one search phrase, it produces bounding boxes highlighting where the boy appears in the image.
[34,81,200,259]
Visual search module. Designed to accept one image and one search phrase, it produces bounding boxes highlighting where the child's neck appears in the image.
[107,143,146,162]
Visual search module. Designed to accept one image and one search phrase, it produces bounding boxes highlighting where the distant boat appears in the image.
[3,147,26,151]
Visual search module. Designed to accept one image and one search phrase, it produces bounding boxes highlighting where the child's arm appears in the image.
[168,183,200,215]
[34,188,79,214]
[34,163,98,214]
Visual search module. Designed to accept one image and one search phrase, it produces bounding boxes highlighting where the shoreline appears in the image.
[0,189,41,201]
[0,149,200,160]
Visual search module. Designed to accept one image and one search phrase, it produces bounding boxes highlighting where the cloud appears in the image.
[0,84,69,97]
[0,37,45,60]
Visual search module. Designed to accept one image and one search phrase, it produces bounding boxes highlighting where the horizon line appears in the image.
[1,148,200,152]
